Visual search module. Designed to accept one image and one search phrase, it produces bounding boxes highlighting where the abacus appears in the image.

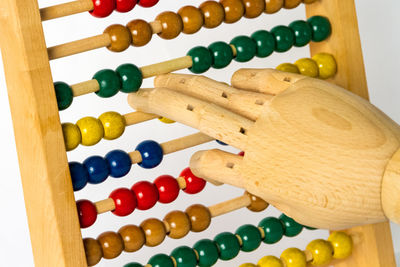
[0,0,397,266]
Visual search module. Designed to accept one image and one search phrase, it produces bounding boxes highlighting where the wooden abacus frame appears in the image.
[0,0,396,266]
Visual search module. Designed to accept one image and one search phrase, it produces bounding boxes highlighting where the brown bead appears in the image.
[242,0,265,18]
[118,225,145,252]
[264,0,284,13]
[245,191,269,212]
[185,204,211,232]
[302,0,318,3]
[164,210,191,239]
[97,231,124,259]
[126,19,153,47]
[178,6,204,34]
[220,0,244,23]
[155,11,183,40]
[83,238,103,266]
[140,218,167,246]
[104,24,131,52]
[283,0,302,9]
[199,1,225,29]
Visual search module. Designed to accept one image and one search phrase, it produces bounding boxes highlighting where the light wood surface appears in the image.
[40,0,93,21]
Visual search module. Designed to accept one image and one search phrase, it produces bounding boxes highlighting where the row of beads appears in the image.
[239,231,353,267]
[76,168,206,227]
[89,0,159,18]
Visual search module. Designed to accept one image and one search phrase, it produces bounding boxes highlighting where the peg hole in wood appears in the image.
[255,99,264,105]
[226,162,235,169]
[221,92,228,98]
[239,127,247,135]
[283,77,291,82]
[187,104,194,111]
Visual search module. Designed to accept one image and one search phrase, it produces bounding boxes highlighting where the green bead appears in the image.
[193,239,219,267]
[230,36,257,62]
[270,25,295,53]
[148,254,174,267]
[116,63,143,93]
[123,263,143,267]
[208,41,233,69]
[251,30,275,58]
[214,232,240,260]
[307,16,332,42]
[187,46,213,74]
[258,217,284,244]
[54,81,73,111]
[171,246,198,267]
[93,69,121,98]
[279,214,303,237]
[304,225,317,230]
[235,224,262,252]
[289,20,312,47]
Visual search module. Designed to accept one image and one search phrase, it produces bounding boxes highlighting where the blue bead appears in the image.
[216,140,228,146]
[69,162,88,191]
[105,150,132,178]
[83,156,110,184]
[135,140,164,169]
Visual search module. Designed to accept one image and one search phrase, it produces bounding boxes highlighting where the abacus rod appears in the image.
[123,112,159,125]
[40,0,93,21]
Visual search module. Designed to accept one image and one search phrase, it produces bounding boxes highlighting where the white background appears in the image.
[0,0,399,266]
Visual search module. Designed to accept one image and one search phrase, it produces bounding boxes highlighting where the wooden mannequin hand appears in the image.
[128,69,400,230]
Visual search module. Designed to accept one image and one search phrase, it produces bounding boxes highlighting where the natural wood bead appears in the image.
[118,225,145,252]
[164,210,191,239]
[155,11,183,40]
[83,238,103,267]
[264,0,283,13]
[245,191,269,212]
[140,218,167,246]
[220,0,245,23]
[178,6,204,34]
[103,24,132,52]
[185,204,211,232]
[126,19,153,47]
[97,232,124,259]
[283,0,302,9]
[302,0,318,3]
[199,1,225,29]
[242,0,265,18]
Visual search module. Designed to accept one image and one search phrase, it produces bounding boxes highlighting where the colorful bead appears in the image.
[97,231,124,259]
[131,181,159,210]
[76,117,104,146]
[328,232,353,259]
[265,0,283,14]
[283,0,301,9]
[180,167,206,194]
[156,11,183,40]
[83,155,109,184]
[240,264,257,267]
[276,63,300,73]
[185,204,211,232]
[208,41,233,69]
[62,123,81,151]
[154,175,180,203]
[199,1,225,29]
[220,0,245,24]
[137,0,159,7]
[230,35,257,62]
[135,140,164,169]
[171,246,198,267]
[69,162,89,191]
[271,25,295,52]
[116,0,137,12]
[83,238,103,267]
[158,117,175,124]
[258,256,283,267]
[289,20,312,47]
[140,218,167,246]
[236,224,262,252]
[312,53,337,79]
[245,192,269,212]
[178,6,204,34]
[294,58,319,77]
[54,82,73,111]
[258,217,284,244]
[307,16,331,42]
[109,188,137,216]
[251,30,275,58]
[242,0,265,18]
[214,232,241,260]
[303,0,318,3]
[279,214,303,237]
[77,199,97,228]
[148,254,174,267]
[93,69,121,98]
[98,111,126,140]
[187,46,213,74]
[280,248,307,267]
[116,63,143,93]
[126,19,153,47]
[306,239,333,265]
[194,239,219,267]
[164,211,191,239]
[90,0,115,18]
[104,24,131,52]
[105,149,132,178]
[118,225,145,252]
[123,263,143,267]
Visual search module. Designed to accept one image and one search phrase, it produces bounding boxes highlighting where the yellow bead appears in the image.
[328,232,353,259]
[312,53,337,79]
[239,263,257,267]
[294,58,319,77]
[99,111,126,140]
[258,255,284,267]
[306,239,333,266]
[76,117,104,146]
[280,248,307,267]
[62,123,81,151]
[276,63,300,74]
[158,117,176,124]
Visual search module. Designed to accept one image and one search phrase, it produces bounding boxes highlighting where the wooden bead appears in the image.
[62,123,81,151]
[155,11,183,40]
[245,191,269,212]
[242,0,265,18]
[294,58,319,78]
[178,6,204,34]
[164,210,191,239]
[104,24,132,52]
[185,204,211,232]
[76,117,104,146]
[118,225,145,252]
[97,232,124,259]
[302,0,318,3]
[258,256,283,267]
[199,1,225,29]
[83,238,103,266]
[283,0,302,9]
[220,0,244,23]
[280,248,307,267]
[99,111,126,140]
[126,19,153,47]
[265,0,284,14]
[312,53,337,79]
[276,63,300,74]
[306,239,333,265]
[140,218,167,246]
[328,232,353,259]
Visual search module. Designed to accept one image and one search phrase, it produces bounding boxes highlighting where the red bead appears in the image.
[90,0,116,18]
[131,181,159,210]
[109,188,137,216]
[154,175,180,204]
[116,0,137,12]
[138,0,159,8]
[180,167,206,194]
[238,151,245,156]
[77,199,98,228]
